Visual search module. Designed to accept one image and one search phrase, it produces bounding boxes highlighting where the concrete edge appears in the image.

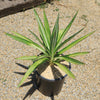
[0,0,52,18]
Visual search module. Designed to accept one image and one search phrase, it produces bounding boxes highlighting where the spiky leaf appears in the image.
[56,56,85,65]
[18,58,48,87]
[58,29,64,41]
[33,9,49,49]
[11,31,33,42]
[54,62,75,79]
[6,33,45,53]
[58,31,95,54]
[57,11,78,46]
[56,28,84,51]
[43,10,51,44]
[50,14,59,59]
[66,52,89,57]
[28,29,43,45]
[16,56,37,60]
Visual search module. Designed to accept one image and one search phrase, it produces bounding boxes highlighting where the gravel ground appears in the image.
[0,0,100,100]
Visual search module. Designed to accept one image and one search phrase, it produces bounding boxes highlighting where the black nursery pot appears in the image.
[35,63,71,97]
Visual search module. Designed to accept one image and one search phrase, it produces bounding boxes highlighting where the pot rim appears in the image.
[36,62,71,82]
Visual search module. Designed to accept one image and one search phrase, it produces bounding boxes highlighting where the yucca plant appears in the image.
[6,9,95,87]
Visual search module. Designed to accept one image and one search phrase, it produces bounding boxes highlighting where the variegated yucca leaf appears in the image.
[57,11,78,47]
[18,58,48,87]
[50,14,59,60]
[58,31,95,54]
[33,9,50,49]
[6,33,46,54]
[54,62,75,79]
[56,28,84,51]
[66,52,89,57]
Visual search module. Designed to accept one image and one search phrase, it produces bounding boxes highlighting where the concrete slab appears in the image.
[0,0,51,18]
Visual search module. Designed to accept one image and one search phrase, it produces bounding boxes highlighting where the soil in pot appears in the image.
[36,61,70,80]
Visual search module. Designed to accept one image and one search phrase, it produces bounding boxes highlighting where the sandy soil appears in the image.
[0,0,100,100]
[37,61,69,80]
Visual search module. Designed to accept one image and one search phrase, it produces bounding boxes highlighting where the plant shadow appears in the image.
[15,63,55,100]
[15,63,38,100]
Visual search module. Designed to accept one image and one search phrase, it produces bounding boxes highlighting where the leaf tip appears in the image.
[75,10,79,16]
[18,81,23,87]
[73,76,76,79]
[15,58,19,60]
[5,33,9,35]
[17,85,20,88]
[33,8,36,14]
